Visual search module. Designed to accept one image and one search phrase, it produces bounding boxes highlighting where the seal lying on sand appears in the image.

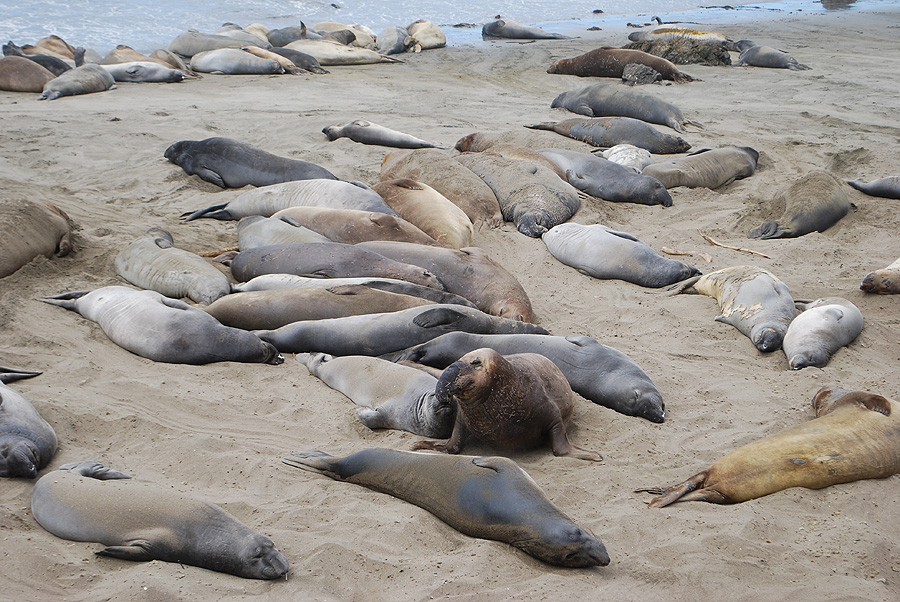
[0,367,57,478]
[0,55,56,92]
[283,448,609,567]
[642,147,759,189]
[482,19,570,39]
[548,47,697,82]
[39,62,116,100]
[860,257,900,294]
[323,120,448,149]
[526,117,691,154]
[747,170,851,239]
[846,175,900,199]
[782,297,863,370]
[236,215,331,249]
[641,387,900,506]
[32,461,289,578]
[0,199,74,278]
[737,45,810,70]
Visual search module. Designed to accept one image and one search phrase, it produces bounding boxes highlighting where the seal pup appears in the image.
[372,179,475,249]
[41,286,284,365]
[236,215,331,249]
[0,55,56,92]
[0,199,74,278]
[737,45,810,70]
[482,19,570,40]
[860,257,900,294]
[846,175,900,199]
[271,206,438,246]
[747,170,851,239]
[548,47,697,82]
[255,304,548,356]
[0,368,57,478]
[31,461,290,579]
[641,387,900,506]
[283,448,609,567]
[669,265,796,352]
[114,226,232,305]
[782,298,863,369]
[323,120,448,149]
[39,62,116,100]
[526,117,691,154]
[543,223,700,288]
[413,349,602,461]
[300,353,455,437]
[642,146,759,189]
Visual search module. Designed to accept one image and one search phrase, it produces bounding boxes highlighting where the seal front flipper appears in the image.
[192,167,226,188]
[96,540,155,562]
[412,307,466,329]
[282,451,341,478]
[59,460,132,480]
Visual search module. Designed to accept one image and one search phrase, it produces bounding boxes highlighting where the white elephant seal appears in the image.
[782,298,864,369]
[190,48,284,74]
[600,144,654,172]
[846,176,900,199]
[323,120,448,149]
[300,352,455,437]
[0,368,57,478]
[100,61,184,82]
[31,461,289,579]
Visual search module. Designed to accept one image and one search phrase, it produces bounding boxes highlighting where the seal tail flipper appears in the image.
[524,122,555,131]
[58,460,132,480]
[665,275,702,296]
[637,472,709,507]
[683,119,705,130]
[748,220,783,239]
[96,541,154,561]
[0,366,42,384]
[282,451,341,478]
[39,290,90,310]
[180,203,232,221]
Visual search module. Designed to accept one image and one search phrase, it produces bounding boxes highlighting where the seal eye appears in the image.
[470,359,482,367]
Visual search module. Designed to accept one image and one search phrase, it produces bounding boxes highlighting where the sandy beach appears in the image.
[2,6,900,601]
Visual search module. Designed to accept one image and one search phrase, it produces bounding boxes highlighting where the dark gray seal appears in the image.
[283,448,609,567]
[782,297,864,370]
[268,47,329,74]
[31,461,290,579]
[641,146,759,189]
[323,120,448,149]
[526,117,691,154]
[846,176,900,199]
[737,45,810,70]
[747,170,851,239]
[0,367,57,478]
[481,19,570,39]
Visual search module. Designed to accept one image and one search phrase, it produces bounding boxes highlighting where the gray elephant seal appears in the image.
[376,26,415,55]
[167,31,255,57]
[323,120,448,149]
[39,63,116,100]
[543,223,700,288]
[0,199,74,278]
[267,47,329,74]
[782,298,863,370]
[283,448,609,567]
[236,215,331,249]
[382,332,666,423]
[189,48,284,74]
[31,461,289,579]
[846,176,900,199]
[737,45,810,70]
[669,265,796,352]
[255,304,548,356]
[747,170,851,239]
[642,146,759,189]
[0,368,57,478]
[861,257,900,295]
[300,353,455,437]
[482,19,569,39]
[100,61,184,82]
[413,349,602,461]
[526,117,691,154]
[41,286,284,365]
[165,137,337,188]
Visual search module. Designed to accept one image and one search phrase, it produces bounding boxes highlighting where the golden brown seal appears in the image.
[547,47,697,82]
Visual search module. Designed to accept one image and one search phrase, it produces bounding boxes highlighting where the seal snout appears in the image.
[753,327,784,353]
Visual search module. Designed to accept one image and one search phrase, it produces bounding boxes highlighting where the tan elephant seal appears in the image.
[372,179,474,248]
[0,199,74,278]
[412,348,602,461]
[0,55,56,92]
[548,47,697,82]
[271,206,438,245]
[406,20,446,50]
[860,257,900,294]
[641,146,759,189]
[747,170,851,239]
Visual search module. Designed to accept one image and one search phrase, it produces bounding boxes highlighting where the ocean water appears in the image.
[0,0,891,56]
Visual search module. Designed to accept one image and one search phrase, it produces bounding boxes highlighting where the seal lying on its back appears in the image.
[323,120,448,149]
[642,387,900,506]
[548,47,697,82]
[526,117,691,154]
[747,170,851,239]
[782,298,863,370]
[165,137,337,188]
[283,448,609,567]
[482,19,570,39]
[860,257,900,295]
[641,146,759,190]
[32,461,290,578]
[846,176,900,200]
[0,368,57,478]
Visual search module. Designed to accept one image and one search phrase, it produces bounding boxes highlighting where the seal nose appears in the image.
[435,362,463,403]
[753,327,783,353]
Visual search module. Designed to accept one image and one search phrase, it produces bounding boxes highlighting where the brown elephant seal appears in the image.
[323,120,448,149]
[0,55,56,92]
[747,170,851,239]
[0,198,74,278]
[2,41,71,76]
[641,387,900,506]
[737,45,810,70]
[782,298,863,370]
[669,265,796,352]
[0,368,57,478]
[861,257,900,294]
[236,215,331,249]
[482,18,570,40]
[300,352,455,437]
[406,20,446,51]
[283,448,609,567]
[642,146,759,189]
[357,241,535,323]
[548,47,697,82]
[41,286,284,365]
[31,461,289,578]
[413,349,602,462]
[526,117,691,154]
[542,223,700,288]
[114,226,232,305]
[846,176,900,199]
[372,179,474,248]
[271,206,438,245]
[38,63,116,100]
[453,135,568,180]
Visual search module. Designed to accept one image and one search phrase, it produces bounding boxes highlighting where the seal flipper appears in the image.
[282,451,341,479]
[96,540,155,561]
[180,203,233,222]
[191,167,226,188]
[412,307,465,329]
[39,290,90,310]
[748,220,785,239]
[0,366,42,384]
[639,471,711,507]
[665,275,702,295]
[58,461,132,480]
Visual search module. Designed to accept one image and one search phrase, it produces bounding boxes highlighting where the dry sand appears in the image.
[2,6,900,601]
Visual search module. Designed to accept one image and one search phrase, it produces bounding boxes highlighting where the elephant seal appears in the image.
[41,286,284,365]
[114,226,232,305]
[180,179,395,221]
[0,199,74,278]
[747,170,851,239]
[782,298,863,370]
[382,331,665,422]
[240,45,306,74]
[669,265,796,352]
[601,144,655,172]
[283,40,399,66]
[357,241,535,323]
[406,20,447,51]
[627,26,728,43]
[323,120,448,149]
[2,41,71,76]
[482,19,569,40]
[255,304,548,356]
[236,215,331,249]
[300,353,455,437]
[453,135,567,179]
[860,257,900,294]
[846,176,900,199]
[413,349,602,461]
[551,83,701,133]
[31,461,289,578]
[190,48,284,74]
[548,47,697,82]
[641,387,900,506]
[376,26,415,55]
[737,45,810,70]
[39,63,116,100]
[268,47,329,73]
[283,448,609,567]
[0,55,56,92]
[167,31,254,57]
[537,148,672,206]
[372,179,474,248]
[229,242,444,289]
[165,137,337,188]
[0,368,57,478]
[526,117,691,154]
[266,25,310,46]
[642,147,759,189]
[543,223,700,288]
[100,61,184,82]
[271,206,438,246]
